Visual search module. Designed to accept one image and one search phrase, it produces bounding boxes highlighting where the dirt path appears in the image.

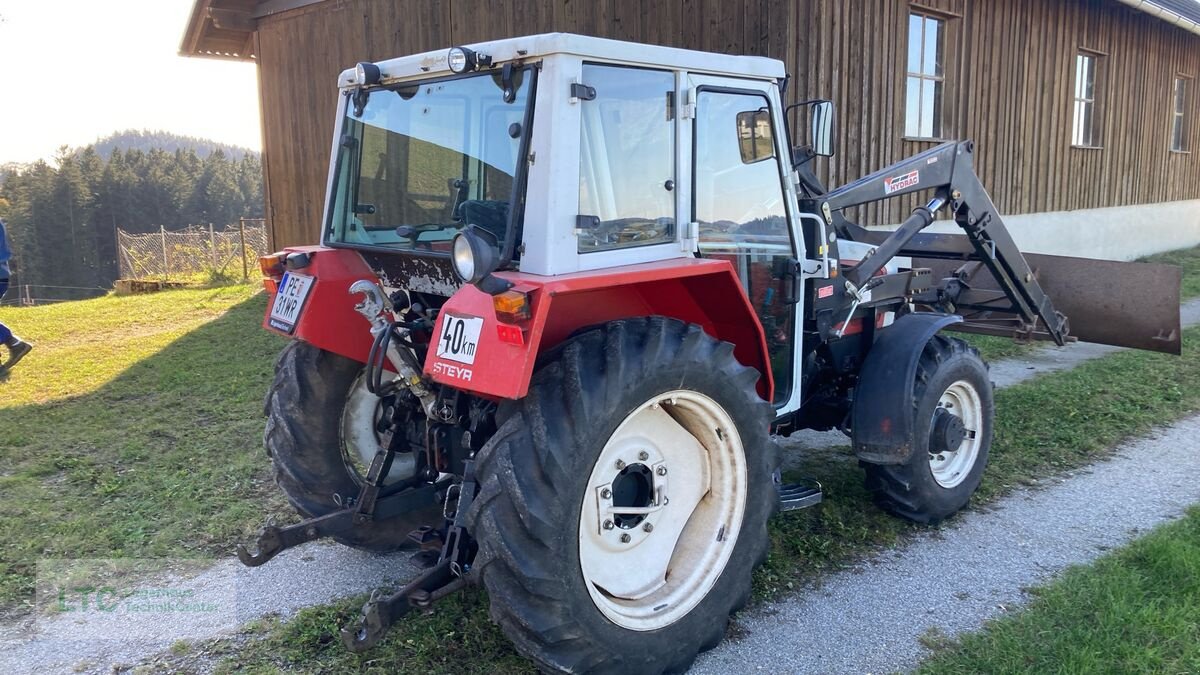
[692,415,1200,674]
[2,299,1196,674]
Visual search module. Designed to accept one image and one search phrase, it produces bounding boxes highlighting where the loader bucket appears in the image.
[1022,253,1181,355]
[916,253,1182,355]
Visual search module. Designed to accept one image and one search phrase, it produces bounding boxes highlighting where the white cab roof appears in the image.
[337,32,786,88]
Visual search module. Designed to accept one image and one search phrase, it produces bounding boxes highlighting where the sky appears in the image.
[0,0,260,165]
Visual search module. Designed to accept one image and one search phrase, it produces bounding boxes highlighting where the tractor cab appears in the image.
[311,33,825,408]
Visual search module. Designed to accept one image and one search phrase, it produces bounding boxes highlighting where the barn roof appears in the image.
[180,0,1200,62]
[179,0,323,60]
[1115,0,1200,32]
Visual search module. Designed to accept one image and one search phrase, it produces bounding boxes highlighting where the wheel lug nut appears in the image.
[656,466,667,476]
[615,459,626,470]
[600,488,612,499]
[619,533,631,543]
[602,519,614,530]
[642,522,653,533]
[638,450,649,461]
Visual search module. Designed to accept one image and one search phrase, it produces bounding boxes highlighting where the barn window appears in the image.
[1172,76,1192,153]
[1072,52,1103,148]
[905,12,946,139]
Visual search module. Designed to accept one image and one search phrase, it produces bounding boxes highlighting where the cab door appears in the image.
[685,74,805,413]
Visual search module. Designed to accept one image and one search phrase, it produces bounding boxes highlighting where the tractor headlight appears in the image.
[452,233,477,283]
[451,226,502,286]
[355,61,381,86]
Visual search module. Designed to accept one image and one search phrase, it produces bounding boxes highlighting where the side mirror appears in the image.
[811,101,834,157]
[736,108,775,164]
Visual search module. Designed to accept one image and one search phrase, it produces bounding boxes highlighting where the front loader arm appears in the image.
[821,141,1069,346]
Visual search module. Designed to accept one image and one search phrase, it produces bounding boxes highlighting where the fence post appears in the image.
[209,223,217,273]
[239,217,249,281]
[160,225,169,282]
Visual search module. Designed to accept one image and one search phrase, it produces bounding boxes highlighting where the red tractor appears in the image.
[241,34,1181,673]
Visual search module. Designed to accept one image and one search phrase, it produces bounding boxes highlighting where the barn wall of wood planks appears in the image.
[253,0,1200,248]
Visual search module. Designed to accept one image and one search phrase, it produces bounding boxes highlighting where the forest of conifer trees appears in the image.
[0,134,264,293]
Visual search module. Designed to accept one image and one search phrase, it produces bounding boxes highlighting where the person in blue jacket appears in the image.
[0,219,33,373]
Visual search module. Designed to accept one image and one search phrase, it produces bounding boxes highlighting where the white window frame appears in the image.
[904,11,947,140]
[1072,52,1103,148]
[1172,75,1192,153]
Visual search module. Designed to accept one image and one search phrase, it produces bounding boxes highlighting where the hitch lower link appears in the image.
[341,459,479,652]
[236,415,437,567]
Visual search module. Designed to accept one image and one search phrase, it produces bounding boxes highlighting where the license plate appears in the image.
[268,272,314,334]
[436,314,484,365]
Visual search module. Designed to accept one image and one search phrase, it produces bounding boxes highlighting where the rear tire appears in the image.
[863,335,993,524]
[465,317,778,674]
[262,340,439,551]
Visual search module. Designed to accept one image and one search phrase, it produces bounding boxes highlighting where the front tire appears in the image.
[465,318,778,674]
[863,335,993,524]
[262,341,439,551]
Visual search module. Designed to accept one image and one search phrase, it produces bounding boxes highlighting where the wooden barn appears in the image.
[181,0,1200,258]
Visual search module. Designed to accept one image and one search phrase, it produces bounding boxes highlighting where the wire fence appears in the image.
[0,284,109,307]
[117,219,268,283]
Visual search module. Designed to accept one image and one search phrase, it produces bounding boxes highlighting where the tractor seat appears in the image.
[456,199,509,241]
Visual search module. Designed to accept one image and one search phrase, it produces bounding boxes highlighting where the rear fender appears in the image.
[424,258,774,401]
[852,312,963,465]
[262,246,377,362]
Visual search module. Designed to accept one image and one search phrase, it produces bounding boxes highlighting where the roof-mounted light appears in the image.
[355,61,381,86]
[447,46,491,74]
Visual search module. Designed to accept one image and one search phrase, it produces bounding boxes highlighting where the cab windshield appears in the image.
[325,69,533,254]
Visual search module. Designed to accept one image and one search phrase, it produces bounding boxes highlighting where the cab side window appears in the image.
[578,65,676,252]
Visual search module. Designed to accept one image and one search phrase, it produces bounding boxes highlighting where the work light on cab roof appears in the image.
[447,46,490,73]
[353,61,380,86]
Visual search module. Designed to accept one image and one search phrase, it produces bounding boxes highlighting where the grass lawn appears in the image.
[1147,243,1200,300]
[919,506,1200,674]
[0,285,288,611]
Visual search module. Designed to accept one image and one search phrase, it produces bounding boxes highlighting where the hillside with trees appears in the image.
[90,130,259,162]
[0,136,263,293]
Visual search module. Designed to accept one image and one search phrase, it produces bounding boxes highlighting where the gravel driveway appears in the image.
[693,415,1200,674]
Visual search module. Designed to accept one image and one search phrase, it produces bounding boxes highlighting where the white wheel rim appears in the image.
[928,379,983,489]
[578,390,747,631]
[341,374,417,485]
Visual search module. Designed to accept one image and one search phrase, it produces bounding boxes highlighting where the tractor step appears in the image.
[778,482,823,512]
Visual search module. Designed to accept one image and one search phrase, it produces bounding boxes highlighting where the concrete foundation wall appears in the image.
[917,199,1200,261]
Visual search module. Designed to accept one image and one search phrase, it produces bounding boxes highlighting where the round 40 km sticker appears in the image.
[436,314,484,365]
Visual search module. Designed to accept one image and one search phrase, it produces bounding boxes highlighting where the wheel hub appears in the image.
[595,452,670,548]
[610,462,656,529]
[927,380,984,489]
[930,407,966,455]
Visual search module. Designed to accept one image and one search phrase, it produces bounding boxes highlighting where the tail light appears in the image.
[259,252,288,292]
[493,289,531,323]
